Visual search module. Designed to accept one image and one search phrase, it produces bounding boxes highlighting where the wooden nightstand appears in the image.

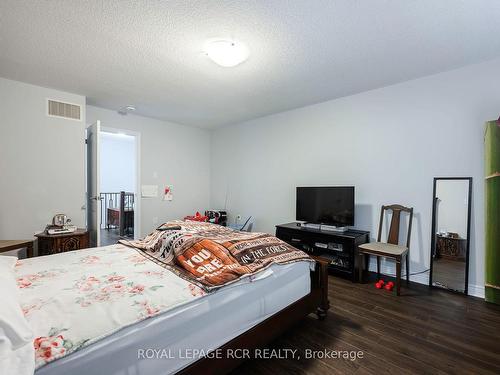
[35,229,89,256]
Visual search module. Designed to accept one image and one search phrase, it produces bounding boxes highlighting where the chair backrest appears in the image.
[244,222,254,232]
[240,216,253,232]
[377,204,414,248]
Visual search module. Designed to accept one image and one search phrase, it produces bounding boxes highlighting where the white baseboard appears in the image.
[366,259,484,298]
[467,284,485,298]
[367,260,429,284]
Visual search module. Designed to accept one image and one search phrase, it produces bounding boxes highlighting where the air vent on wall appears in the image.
[47,99,81,121]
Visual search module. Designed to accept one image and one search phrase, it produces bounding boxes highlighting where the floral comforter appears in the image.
[15,244,207,370]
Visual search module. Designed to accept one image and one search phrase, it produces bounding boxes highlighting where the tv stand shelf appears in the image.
[276,222,369,282]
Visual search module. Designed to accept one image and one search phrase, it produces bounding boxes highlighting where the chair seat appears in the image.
[358,242,408,256]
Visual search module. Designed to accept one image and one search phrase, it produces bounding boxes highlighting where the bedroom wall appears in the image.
[0,77,87,249]
[210,57,500,297]
[87,106,211,237]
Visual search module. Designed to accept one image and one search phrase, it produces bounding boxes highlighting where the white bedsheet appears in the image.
[35,261,311,375]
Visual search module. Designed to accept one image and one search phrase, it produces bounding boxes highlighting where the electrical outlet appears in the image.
[236,214,242,222]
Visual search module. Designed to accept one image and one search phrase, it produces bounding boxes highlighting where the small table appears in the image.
[0,240,34,258]
[436,235,467,260]
[35,229,89,256]
[107,208,134,236]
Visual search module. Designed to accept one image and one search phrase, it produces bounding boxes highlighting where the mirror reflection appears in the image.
[430,178,471,294]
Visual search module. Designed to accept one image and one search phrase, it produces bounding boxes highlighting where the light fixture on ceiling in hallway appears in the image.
[204,39,249,67]
[118,105,136,115]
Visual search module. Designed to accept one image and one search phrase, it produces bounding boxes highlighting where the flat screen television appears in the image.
[296,186,354,227]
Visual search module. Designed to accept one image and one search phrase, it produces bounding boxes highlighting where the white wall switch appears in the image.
[141,185,158,198]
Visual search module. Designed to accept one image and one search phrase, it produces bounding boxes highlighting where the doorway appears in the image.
[86,122,140,247]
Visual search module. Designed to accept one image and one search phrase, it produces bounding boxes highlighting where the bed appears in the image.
[2,222,329,375]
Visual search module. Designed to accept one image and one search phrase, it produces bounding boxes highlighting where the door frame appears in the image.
[100,126,142,239]
[85,121,101,247]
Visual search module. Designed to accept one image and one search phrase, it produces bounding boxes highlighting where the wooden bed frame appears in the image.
[178,256,330,375]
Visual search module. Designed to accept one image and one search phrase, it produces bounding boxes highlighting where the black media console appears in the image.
[276,222,370,282]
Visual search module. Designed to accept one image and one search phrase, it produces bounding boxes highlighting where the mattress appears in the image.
[35,261,311,375]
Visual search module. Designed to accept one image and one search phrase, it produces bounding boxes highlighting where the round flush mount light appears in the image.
[204,39,249,67]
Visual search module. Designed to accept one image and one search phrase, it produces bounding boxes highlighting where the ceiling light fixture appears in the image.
[204,39,249,67]
[118,105,136,115]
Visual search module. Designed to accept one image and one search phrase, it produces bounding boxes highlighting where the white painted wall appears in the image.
[87,106,211,237]
[100,132,136,193]
[0,77,86,249]
[210,58,500,297]
[2,57,497,298]
[0,79,210,254]
[435,179,469,239]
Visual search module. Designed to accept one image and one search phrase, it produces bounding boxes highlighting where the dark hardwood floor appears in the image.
[231,274,500,374]
[100,228,121,246]
[432,258,466,292]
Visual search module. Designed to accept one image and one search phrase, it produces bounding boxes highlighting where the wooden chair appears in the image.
[358,204,413,295]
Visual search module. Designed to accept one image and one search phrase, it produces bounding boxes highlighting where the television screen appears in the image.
[296,186,354,226]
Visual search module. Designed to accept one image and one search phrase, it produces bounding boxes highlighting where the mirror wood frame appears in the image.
[429,177,472,295]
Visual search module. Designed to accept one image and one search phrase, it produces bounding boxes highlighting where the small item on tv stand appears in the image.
[301,222,349,232]
[328,242,343,252]
[301,222,321,230]
[320,224,349,233]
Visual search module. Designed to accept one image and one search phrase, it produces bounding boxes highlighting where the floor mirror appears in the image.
[430,177,472,294]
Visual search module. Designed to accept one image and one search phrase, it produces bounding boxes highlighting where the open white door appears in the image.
[86,121,101,247]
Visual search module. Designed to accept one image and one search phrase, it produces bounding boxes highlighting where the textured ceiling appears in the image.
[1,1,500,128]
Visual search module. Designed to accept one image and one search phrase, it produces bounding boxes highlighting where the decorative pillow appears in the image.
[0,256,33,358]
